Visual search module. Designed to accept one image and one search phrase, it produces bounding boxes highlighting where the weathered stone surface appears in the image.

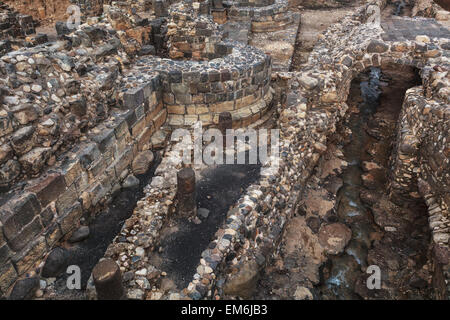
[41,247,69,278]
[8,276,39,300]
[367,40,389,53]
[68,226,90,243]
[223,260,260,299]
[10,126,35,155]
[132,150,154,175]
[318,223,352,255]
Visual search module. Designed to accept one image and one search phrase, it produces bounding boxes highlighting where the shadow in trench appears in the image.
[318,65,433,300]
[158,163,261,289]
[50,153,162,298]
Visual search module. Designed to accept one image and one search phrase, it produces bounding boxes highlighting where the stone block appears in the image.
[11,236,46,275]
[123,87,144,110]
[77,143,101,170]
[131,116,147,139]
[153,109,167,129]
[0,243,11,266]
[0,262,17,293]
[7,217,43,252]
[114,147,133,177]
[57,202,83,235]
[26,174,67,208]
[61,158,83,187]
[1,193,41,246]
[55,184,79,215]
[167,105,186,115]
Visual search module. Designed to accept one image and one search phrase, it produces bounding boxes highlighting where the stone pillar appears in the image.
[92,258,125,300]
[219,111,232,147]
[176,168,196,217]
[219,112,233,161]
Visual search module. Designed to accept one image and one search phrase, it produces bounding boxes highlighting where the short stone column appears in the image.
[92,258,125,300]
[219,111,232,152]
[177,168,196,217]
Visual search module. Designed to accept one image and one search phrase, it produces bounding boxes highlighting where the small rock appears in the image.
[198,208,210,219]
[318,223,352,255]
[41,247,69,278]
[122,174,140,189]
[127,289,144,300]
[68,226,90,243]
[9,277,40,300]
[293,286,313,300]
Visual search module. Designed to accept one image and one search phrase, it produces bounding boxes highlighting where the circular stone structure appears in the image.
[122,39,273,128]
[120,1,274,129]
[225,0,294,32]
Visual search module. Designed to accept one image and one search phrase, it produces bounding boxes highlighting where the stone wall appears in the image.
[412,0,450,21]
[167,2,229,60]
[225,0,294,32]
[0,1,35,40]
[0,0,275,296]
[391,87,449,246]
[0,12,166,297]
[4,0,71,22]
[122,39,272,128]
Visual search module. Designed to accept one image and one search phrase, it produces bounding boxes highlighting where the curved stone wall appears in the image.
[234,0,275,7]
[122,39,273,128]
[225,0,294,32]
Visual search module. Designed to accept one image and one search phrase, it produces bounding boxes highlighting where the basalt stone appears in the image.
[318,223,352,255]
[26,173,66,208]
[69,97,87,117]
[65,80,81,95]
[41,247,69,278]
[138,45,156,56]
[367,40,389,53]
[132,150,154,175]
[122,174,139,189]
[8,277,39,300]
[198,207,210,219]
[1,193,41,241]
[0,160,21,187]
[306,216,321,233]
[84,26,108,42]
[7,217,43,252]
[68,226,90,243]
[55,22,71,37]
[10,126,35,155]
[94,44,117,59]
[123,87,144,110]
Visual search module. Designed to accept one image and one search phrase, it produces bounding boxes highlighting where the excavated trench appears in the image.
[317,66,434,299]
[46,153,162,299]
[47,146,263,298]
[154,163,261,289]
[255,65,435,300]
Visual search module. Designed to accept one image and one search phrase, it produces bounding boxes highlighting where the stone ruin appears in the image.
[0,0,448,300]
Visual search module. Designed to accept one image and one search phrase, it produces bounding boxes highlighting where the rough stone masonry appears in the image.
[0,0,448,300]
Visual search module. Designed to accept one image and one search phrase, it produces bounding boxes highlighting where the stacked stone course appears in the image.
[225,0,294,32]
